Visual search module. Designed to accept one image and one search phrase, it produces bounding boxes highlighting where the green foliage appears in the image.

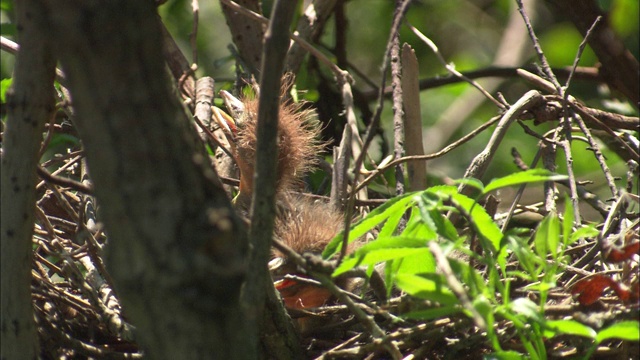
[610,0,640,38]
[0,77,11,103]
[483,169,568,194]
[325,170,637,359]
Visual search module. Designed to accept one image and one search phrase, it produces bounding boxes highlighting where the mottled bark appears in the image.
[220,0,266,76]
[41,1,250,358]
[0,0,56,358]
[545,0,639,105]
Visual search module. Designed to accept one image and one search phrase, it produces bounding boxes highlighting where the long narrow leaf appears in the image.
[395,273,459,305]
[543,319,597,339]
[596,321,640,343]
[431,186,502,253]
[322,192,419,259]
[483,169,568,194]
[332,236,432,276]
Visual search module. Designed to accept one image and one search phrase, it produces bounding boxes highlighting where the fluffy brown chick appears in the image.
[218,90,323,207]
[270,195,347,310]
[214,88,353,316]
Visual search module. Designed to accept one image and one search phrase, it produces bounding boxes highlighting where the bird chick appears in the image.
[270,195,348,310]
[213,87,355,319]
[215,89,322,208]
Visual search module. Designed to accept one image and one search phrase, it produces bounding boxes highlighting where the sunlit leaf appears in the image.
[429,186,503,253]
[395,273,459,305]
[452,177,484,192]
[396,249,436,275]
[569,225,599,244]
[402,305,460,320]
[596,321,640,343]
[400,207,437,240]
[379,199,414,238]
[534,211,560,259]
[509,297,543,323]
[322,192,419,259]
[1,78,12,103]
[543,319,597,339]
[332,237,431,276]
[417,193,458,241]
[483,169,568,194]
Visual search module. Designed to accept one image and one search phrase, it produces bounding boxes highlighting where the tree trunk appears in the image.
[0,0,56,358]
[40,1,251,358]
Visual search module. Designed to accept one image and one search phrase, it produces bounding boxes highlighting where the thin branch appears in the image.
[407,23,506,110]
[359,65,602,101]
[565,16,602,93]
[459,90,543,195]
[390,20,405,197]
[286,0,338,73]
[37,166,93,195]
[516,0,562,92]
[340,0,413,265]
[36,154,83,191]
[244,1,301,358]
[190,0,199,65]
[354,114,503,194]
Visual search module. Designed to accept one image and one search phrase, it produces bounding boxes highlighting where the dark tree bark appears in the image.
[0,0,56,358]
[38,1,251,358]
[545,0,639,105]
[220,0,266,76]
[244,1,303,358]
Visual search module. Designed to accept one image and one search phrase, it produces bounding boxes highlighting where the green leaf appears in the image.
[596,321,640,343]
[448,258,487,296]
[332,236,430,276]
[400,207,437,240]
[0,23,15,37]
[395,273,459,305]
[534,211,560,259]
[322,192,419,259]
[453,177,485,192]
[379,201,410,238]
[611,0,639,37]
[505,233,538,278]
[447,190,503,253]
[562,195,574,246]
[473,295,494,328]
[569,225,599,245]
[402,305,461,320]
[0,0,13,11]
[395,249,436,275]
[1,78,12,103]
[509,297,543,323]
[543,320,597,339]
[483,169,568,195]
[417,193,459,241]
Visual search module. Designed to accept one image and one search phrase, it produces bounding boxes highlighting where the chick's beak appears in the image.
[211,106,237,141]
[219,90,245,121]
